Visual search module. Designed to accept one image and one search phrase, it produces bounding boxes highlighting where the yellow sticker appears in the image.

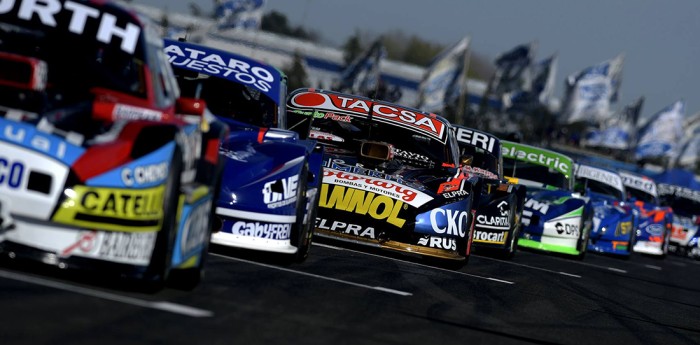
[53,185,166,232]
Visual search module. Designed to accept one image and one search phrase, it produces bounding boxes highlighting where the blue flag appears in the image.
[635,99,685,161]
[214,0,265,30]
[562,54,624,124]
[586,96,644,150]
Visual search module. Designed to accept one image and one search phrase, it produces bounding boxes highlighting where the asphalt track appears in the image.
[2,240,700,345]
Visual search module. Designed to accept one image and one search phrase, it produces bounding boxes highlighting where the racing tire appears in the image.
[142,145,183,291]
[576,210,592,261]
[499,196,520,260]
[288,163,313,264]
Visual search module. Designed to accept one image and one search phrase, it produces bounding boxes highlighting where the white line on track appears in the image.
[312,242,515,285]
[210,253,413,296]
[0,269,213,317]
[644,264,662,270]
[475,255,582,278]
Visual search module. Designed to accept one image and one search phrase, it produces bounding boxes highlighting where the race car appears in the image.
[164,38,322,263]
[0,0,226,290]
[501,141,592,259]
[452,125,525,259]
[660,183,700,258]
[620,170,673,257]
[286,89,478,266]
[574,164,636,257]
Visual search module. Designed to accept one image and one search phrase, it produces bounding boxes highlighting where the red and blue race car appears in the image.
[287,88,478,267]
[0,0,226,289]
[620,170,672,257]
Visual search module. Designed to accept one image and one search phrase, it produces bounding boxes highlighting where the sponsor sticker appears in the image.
[501,142,572,176]
[53,185,165,232]
[289,91,446,141]
[60,230,156,265]
[417,236,457,250]
[231,221,291,240]
[322,167,432,208]
[472,230,507,244]
[318,184,407,228]
[262,175,298,209]
[316,218,376,239]
[454,127,498,155]
[0,0,142,54]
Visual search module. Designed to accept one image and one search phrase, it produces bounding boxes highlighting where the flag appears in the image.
[416,36,470,113]
[532,54,558,105]
[561,54,624,124]
[635,99,685,162]
[214,0,265,31]
[505,52,557,110]
[334,39,386,97]
[492,42,536,97]
[589,96,644,150]
[674,112,700,168]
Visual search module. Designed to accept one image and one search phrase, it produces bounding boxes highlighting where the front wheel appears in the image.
[288,164,313,263]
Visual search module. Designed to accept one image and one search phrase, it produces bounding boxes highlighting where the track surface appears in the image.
[2,240,700,345]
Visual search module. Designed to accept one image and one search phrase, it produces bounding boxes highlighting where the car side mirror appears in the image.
[176,97,206,116]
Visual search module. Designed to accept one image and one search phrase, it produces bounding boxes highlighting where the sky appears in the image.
[133,0,700,122]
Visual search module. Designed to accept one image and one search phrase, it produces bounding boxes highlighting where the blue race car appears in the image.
[660,183,700,259]
[0,0,226,290]
[164,38,322,263]
[620,170,673,257]
[502,141,592,259]
[575,164,636,257]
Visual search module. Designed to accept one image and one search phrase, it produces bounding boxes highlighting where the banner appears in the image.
[416,37,470,113]
[561,54,624,124]
[635,99,685,161]
[214,0,265,31]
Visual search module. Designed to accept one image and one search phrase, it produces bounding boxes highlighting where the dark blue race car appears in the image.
[164,38,322,263]
[575,164,636,257]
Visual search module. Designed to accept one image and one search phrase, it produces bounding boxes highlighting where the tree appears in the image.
[261,10,320,42]
[284,52,310,91]
[342,30,364,65]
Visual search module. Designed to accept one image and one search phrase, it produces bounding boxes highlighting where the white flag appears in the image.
[416,37,470,113]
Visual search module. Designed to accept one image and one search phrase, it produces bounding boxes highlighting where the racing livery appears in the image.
[575,164,636,257]
[0,0,226,289]
[502,141,591,258]
[620,170,672,257]
[165,38,322,262]
[453,126,525,259]
[660,183,700,258]
[286,89,478,266]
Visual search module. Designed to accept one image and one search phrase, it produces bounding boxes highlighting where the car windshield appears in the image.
[173,70,278,128]
[0,22,146,114]
[503,157,569,190]
[660,194,700,217]
[311,116,455,170]
[460,145,500,176]
[627,187,657,203]
[578,177,625,200]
